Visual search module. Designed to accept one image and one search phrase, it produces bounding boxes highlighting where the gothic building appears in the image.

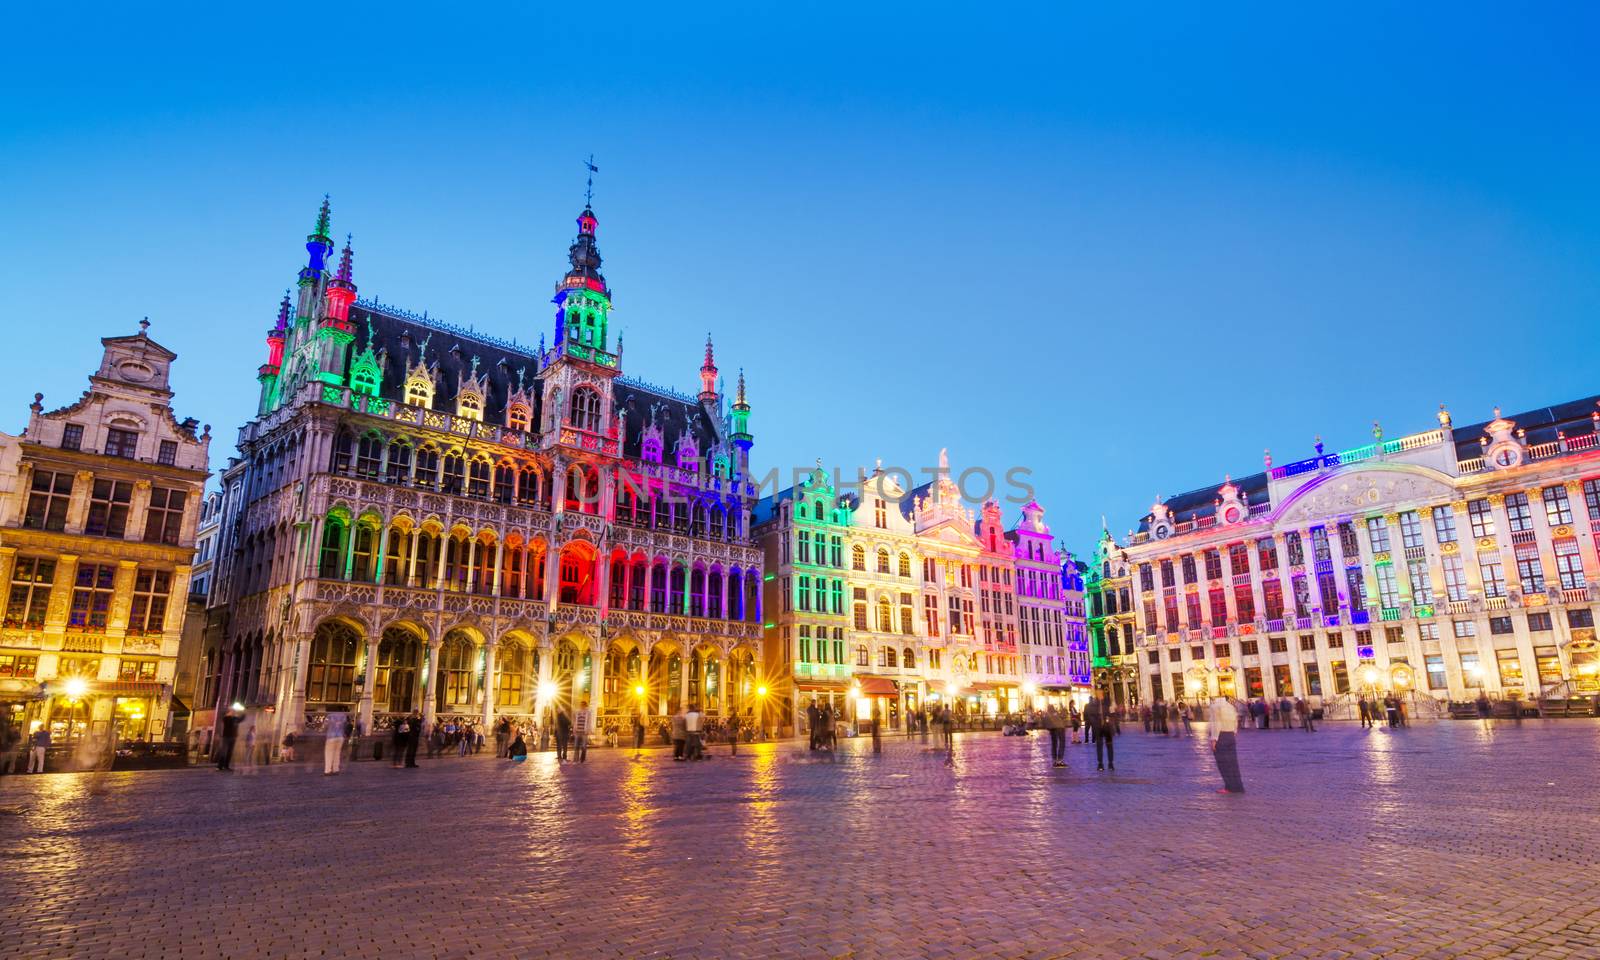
[0,323,211,753]
[198,197,763,746]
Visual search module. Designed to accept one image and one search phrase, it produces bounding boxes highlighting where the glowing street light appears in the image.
[537,679,558,701]
[633,684,645,697]
[756,685,768,697]
[63,677,89,699]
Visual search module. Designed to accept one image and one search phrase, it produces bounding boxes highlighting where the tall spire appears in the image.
[275,290,291,332]
[730,367,753,474]
[323,234,357,330]
[301,194,335,287]
[699,333,719,404]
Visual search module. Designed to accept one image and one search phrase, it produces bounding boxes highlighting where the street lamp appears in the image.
[63,677,89,699]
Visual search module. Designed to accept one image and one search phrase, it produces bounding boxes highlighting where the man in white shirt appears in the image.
[1207,697,1243,793]
[684,704,703,761]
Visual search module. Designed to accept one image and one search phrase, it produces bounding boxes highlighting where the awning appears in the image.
[960,682,999,694]
[854,677,898,697]
[53,681,163,698]
[168,696,191,716]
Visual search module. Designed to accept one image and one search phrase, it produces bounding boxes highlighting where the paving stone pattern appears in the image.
[3,721,1599,959]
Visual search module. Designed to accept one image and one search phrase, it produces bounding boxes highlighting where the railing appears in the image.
[1380,607,1401,622]
[1567,433,1600,453]
[1485,595,1508,611]
[1404,545,1428,561]
[1458,458,1485,475]
[1527,440,1561,461]
[1511,529,1538,546]
[1560,587,1590,605]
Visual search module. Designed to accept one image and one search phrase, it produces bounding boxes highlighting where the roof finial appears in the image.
[277,290,292,329]
[138,316,150,335]
[584,154,598,207]
[703,332,715,371]
[314,194,331,239]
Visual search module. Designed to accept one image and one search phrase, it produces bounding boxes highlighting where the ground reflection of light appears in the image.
[739,744,782,876]
[619,758,657,852]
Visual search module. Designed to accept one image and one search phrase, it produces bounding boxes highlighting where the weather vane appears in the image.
[584,154,599,206]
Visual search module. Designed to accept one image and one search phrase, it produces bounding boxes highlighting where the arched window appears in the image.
[413,444,440,487]
[903,647,915,669]
[385,440,411,484]
[558,543,596,605]
[506,403,531,432]
[318,516,347,579]
[496,643,526,707]
[307,622,359,705]
[376,627,421,713]
[885,646,898,668]
[355,434,383,477]
[442,451,466,494]
[876,596,893,633]
[467,458,491,498]
[815,499,826,522]
[437,632,476,708]
[493,462,514,503]
[331,429,355,474]
[516,466,542,506]
[458,393,483,422]
[690,504,707,538]
[708,570,724,618]
[852,545,866,571]
[405,377,433,409]
[876,549,891,574]
[856,645,869,667]
[897,552,911,578]
[569,387,601,433]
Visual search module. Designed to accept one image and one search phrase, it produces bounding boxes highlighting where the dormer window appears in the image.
[458,393,483,422]
[506,403,531,432]
[642,434,663,464]
[405,378,433,409]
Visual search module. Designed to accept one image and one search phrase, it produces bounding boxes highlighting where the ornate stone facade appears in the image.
[0,322,210,749]
[198,197,764,746]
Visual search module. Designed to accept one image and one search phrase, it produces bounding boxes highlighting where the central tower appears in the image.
[540,199,623,464]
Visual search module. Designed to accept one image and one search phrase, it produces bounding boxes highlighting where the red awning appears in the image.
[855,677,898,697]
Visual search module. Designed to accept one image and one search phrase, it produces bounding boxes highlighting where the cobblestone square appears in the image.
[3,721,1599,959]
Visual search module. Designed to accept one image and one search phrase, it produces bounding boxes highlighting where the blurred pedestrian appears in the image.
[405,712,422,768]
[323,711,348,775]
[806,701,820,751]
[684,702,703,761]
[1209,696,1244,793]
[671,708,687,760]
[392,717,410,768]
[1069,701,1082,743]
[555,708,572,761]
[216,708,239,771]
[1044,705,1066,768]
[633,713,646,757]
[1092,697,1116,771]
[28,726,51,774]
[573,700,591,763]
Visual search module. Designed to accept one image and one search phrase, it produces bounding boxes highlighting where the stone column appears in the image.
[588,640,606,721]
[596,550,612,616]
[375,523,391,586]
[492,539,505,597]
[406,528,421,588]
[126,481,153,543]
[434,537,448,591]
[64,469,95,534]
[466,538,479,594]
[359,638,379,730]
[286,634,312,732]
[482,640,498,728]
[421,638,443,725]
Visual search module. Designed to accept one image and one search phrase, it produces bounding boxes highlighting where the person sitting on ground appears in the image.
[507,733,528,761]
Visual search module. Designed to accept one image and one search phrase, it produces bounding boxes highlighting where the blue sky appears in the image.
[3,2,1596,554]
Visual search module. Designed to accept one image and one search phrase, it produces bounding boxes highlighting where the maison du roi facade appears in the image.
[1099,397,1600,710]
[754,455,1091,734]
[0,325,210,746]
[195,198,763,743]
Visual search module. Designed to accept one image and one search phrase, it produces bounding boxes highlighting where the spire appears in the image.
[734,368,748,409]
[322,234,357,329]
[334,234,355,286]
[275,290,292,331]
[699,333,719,404]
[301,195,335,286]
[312,194,332,242]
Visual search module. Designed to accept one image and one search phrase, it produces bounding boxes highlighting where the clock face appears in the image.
[1494,447,1518,467]
[1224,506,1241,524]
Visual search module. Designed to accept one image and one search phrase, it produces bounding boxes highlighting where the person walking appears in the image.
[495,717,510,758]
[405,712,422,767]
[392,717,410,768]
[216,708,240,771]
[806,701,820,751]
[1068,701,1082,743]
[685,702,703,761]
[1209,696,1244,794]
[633,713,646,757]
[727,711,740,756]
[1092,697,1116,772]
[1357,696,1372,729]
[28,726,51,774]
[1044,706,1066,768]
[573,700,591,763]
[323,711,348,775]
[670,708,687,760]
[1082,696,1101,750]
[554,708,572,762]
[1295,698,1315,732]
[1179,701,1193,736]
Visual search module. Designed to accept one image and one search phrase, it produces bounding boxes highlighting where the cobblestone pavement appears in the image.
[3,720,1599,960]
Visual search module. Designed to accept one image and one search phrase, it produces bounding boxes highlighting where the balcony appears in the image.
[1561,587,1591,605]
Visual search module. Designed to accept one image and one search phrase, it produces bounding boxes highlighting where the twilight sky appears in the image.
[3,3,1596,555]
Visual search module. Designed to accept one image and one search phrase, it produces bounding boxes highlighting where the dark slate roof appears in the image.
[751,486,798,528]
[899,481,932,520]
[1451,393,1600,460]
[350,303,722,463]
[1135,472,1269,534]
